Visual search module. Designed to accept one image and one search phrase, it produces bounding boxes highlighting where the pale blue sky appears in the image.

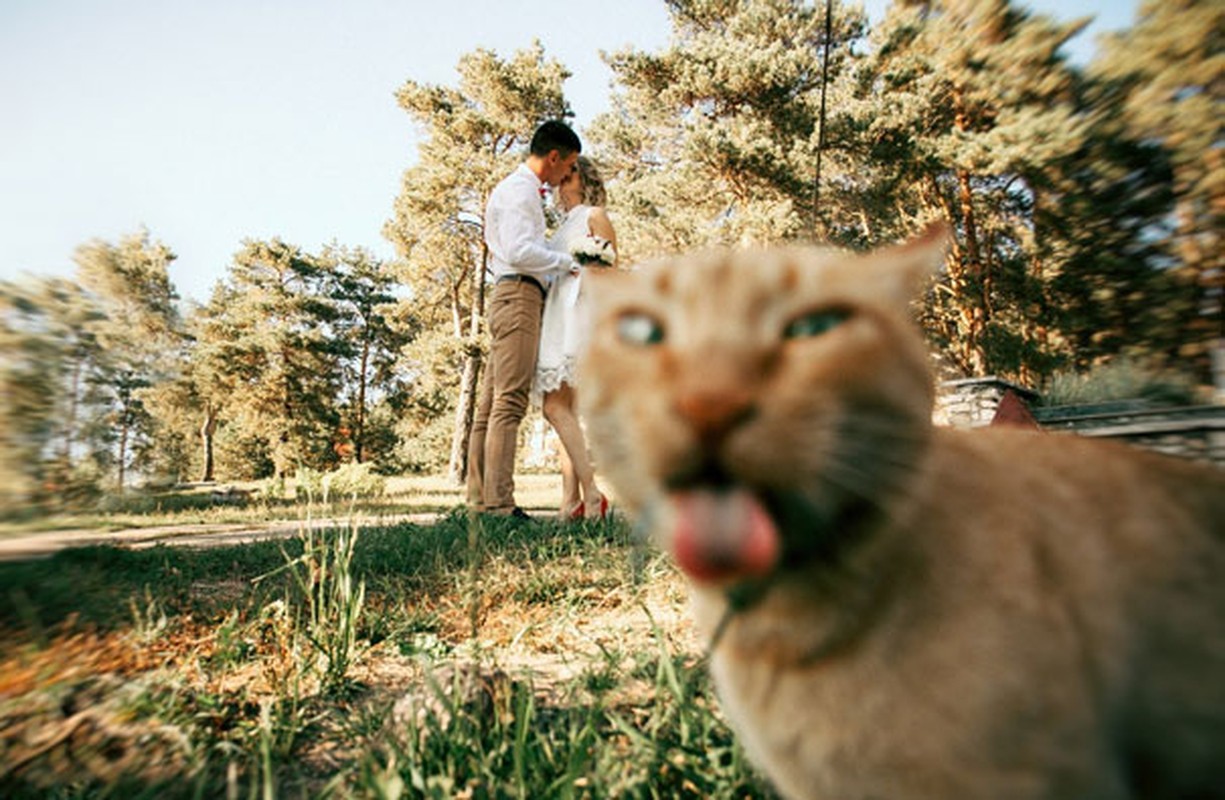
[0,0,1136,304]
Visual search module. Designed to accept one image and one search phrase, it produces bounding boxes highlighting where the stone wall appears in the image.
[935,377,1225,468]
[934,377,1039,429]
[1033,404,1225,468]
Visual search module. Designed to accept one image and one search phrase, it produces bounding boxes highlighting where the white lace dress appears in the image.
[533,205,593,405]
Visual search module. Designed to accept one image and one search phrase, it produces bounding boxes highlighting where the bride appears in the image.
[534,156,615,520]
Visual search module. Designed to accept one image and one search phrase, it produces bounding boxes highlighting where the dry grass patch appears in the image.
[0,513,776,799]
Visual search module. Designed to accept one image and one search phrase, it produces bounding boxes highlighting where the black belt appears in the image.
[496,273,547,298]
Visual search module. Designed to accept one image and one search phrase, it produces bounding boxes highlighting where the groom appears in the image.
[467,120,581,519]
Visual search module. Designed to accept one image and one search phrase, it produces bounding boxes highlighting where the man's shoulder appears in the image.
[488,166,537,206]
[501,165,536,188]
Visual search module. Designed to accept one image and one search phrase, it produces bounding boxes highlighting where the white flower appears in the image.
[570,234,616,266]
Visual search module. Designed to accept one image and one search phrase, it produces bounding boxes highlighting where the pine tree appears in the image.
[851,0,1089,378]
[0,278,105,506]
[320,243,413,467]
[1035,86,1187,374]
[138,330,210,485]
[196,239,345,480]
[593,0,869,258]
[0,263,172,503]
[1093,0,1224,376]
[72,229,180,490]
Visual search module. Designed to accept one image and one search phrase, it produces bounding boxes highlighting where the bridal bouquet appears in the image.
[570,234,616,267]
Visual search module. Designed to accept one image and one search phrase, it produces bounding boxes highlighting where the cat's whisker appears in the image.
[832,410,931,445]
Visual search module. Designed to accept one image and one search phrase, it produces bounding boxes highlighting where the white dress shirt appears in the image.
[484,163,575,280]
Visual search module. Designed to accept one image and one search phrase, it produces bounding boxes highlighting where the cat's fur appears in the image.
[577,225,1225,800]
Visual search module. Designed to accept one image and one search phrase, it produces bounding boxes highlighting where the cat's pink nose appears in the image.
[674,390,755,445]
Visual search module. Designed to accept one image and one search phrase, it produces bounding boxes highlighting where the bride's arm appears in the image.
[587,207,618,264]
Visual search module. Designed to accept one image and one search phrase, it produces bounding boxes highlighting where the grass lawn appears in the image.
[0,474,567,538]
[0,507,777,798]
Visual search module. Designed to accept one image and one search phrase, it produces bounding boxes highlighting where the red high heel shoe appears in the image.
[569,493,610,521]
[584,493,609,520]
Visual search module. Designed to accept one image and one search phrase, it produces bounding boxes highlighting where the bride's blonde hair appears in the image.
[576,156,607,207]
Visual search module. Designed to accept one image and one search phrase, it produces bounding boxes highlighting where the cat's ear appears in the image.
[871,221,949,304]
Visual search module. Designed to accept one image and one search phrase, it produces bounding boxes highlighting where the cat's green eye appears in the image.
[617,312,665,346]
[783,309,848,339]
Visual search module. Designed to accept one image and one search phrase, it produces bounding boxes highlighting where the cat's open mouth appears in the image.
[663,459,854,585]
[663,487,782,585]
[660,457,786,584]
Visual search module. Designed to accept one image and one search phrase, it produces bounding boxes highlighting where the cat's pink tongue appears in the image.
[669,490,780,584]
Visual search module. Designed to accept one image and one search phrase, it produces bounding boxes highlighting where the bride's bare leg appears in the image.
[558,441,579,516]
[542,384,600,516]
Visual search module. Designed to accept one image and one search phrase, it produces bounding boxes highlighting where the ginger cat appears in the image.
[578,225,1225,800]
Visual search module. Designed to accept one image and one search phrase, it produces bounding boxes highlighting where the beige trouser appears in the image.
[467,279,544,513]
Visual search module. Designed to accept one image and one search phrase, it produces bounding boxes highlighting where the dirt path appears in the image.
[0,513,449,562]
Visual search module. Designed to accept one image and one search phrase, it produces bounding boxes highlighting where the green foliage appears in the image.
[1,230,186,500]
[193,239,346,478]
[1092,0,1224,371]
[320,243,416,468]
[1038,120,1185,371]
[166,239,411,483]
[269,523,367,695]
[359,399,413,475]
[849,0,1093,378]
[0,278,106,507]
[584,0,1213,389]
[294,462,387,504]
[392,413,452,475]
[378,646,772,799]
[72,231,182,492]
[1040,357,1200,407]
[72,229,179,342]
[594,0,869,256]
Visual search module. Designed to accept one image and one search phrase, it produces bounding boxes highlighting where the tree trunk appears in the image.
[276,348,293,479]
[956,167,986,375]
[952,84,987,375]
[448,243,490,485]
[63,358,82,465]
[1023,185,1050,387]
[355,339,370,463]
[199,403,217,482]
[810,0,834,236]
[924,176,976,375]
[448,353,481,484]
[451,279,464,339]
[117,419,128,492]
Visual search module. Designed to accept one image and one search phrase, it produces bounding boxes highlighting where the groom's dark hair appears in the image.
[530,120,581,157]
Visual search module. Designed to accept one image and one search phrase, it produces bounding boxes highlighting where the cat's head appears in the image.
[578,224,947,587]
